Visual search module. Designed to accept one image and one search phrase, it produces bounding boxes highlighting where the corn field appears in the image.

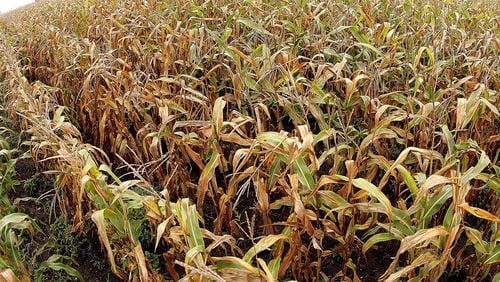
[0,0,498,281]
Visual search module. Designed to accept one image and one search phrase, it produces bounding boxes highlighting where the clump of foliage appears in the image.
[23,173,52,197]
[0,0,498,281]
[48,216,84,259]
[0,108,82,281]
[0,132,17,214]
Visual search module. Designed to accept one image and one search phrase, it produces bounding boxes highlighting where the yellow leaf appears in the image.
[460,203,500,222]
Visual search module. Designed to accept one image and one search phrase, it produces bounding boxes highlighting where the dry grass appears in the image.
[0,0,499,281]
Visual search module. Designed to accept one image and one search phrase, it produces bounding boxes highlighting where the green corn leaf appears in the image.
[243,234,288,263]
[352,178,393,220]
[493,271,500,282]
[461,151,490,185]
[441,125,455,154]
[485,244,500,264]
[0,213,32,234]
[35,255,83,282]
[317,190,349,209]
[362,233,397,255]
[267,257,281,280]
[349,25,370,44]
[178,199,205,251]
[293,155,314,190]
[197,151,220,208]
[443,205,454,229]
[257,132,288,149]
[237,18,272,36]
[464,227,488,254]
[422,185,452,227]
[396,165,418,197]
[91,210,125,279]
[214,256,260,274]
[355,42,383,56]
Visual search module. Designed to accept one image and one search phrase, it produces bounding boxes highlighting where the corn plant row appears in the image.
[0,0,498,281]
